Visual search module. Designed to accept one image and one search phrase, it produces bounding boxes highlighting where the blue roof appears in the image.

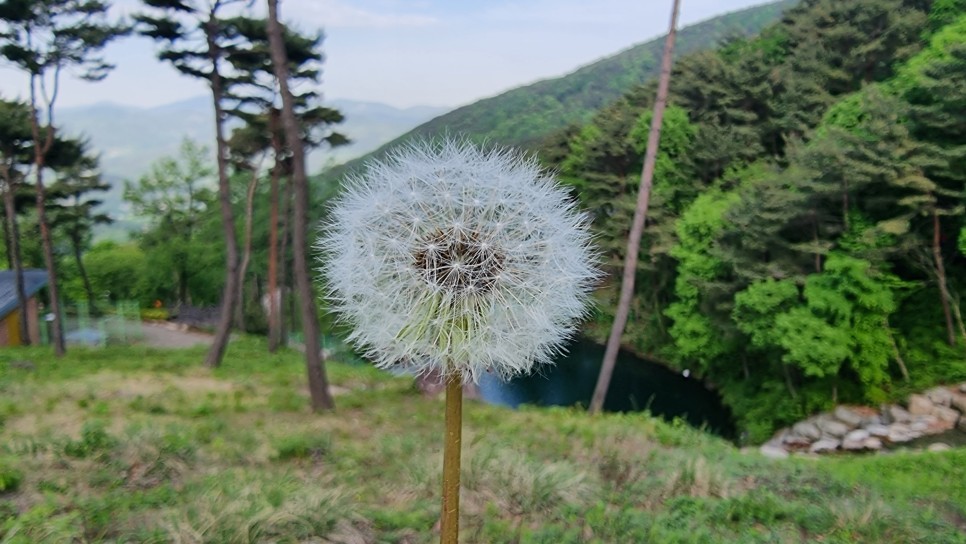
[0,269,48,319]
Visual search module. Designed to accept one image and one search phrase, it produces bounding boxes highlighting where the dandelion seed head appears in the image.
[317,138,599,383]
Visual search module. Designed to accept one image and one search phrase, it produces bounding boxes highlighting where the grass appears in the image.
[1,337,964,543]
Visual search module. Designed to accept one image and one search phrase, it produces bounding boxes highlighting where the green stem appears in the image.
[441,374,463,544]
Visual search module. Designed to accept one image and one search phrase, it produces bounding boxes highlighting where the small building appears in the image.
[0,269,48,347]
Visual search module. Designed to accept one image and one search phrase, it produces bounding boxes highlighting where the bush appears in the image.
[0,458,23,492]
[273,433,331,461]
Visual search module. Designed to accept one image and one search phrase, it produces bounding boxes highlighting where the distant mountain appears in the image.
[58,97,449,180]
[326,0,797,178]
[55,97,448,225]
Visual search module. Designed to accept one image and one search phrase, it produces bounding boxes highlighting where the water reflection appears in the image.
[478,339,735,438]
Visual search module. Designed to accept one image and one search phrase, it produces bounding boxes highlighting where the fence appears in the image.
[39,300,144,347]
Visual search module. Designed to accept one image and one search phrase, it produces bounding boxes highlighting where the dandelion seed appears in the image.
[317,138,599,383]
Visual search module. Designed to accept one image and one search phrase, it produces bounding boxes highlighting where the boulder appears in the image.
[887,405,913,424]
[816,416,850,438]
[866,423,890,438]
[950,393,966,414]
[782,434,813,449]
[907,394,934,416]
[925,387,954,407]
[959,383,966,394]
[862,437,883,451]
[809,438,840,453]
[887,423,916,443]
[792,420,822,441]
[958,417,966,433]
[927,442,951,453]
[931,405,960,426]
[834,406,865,428]
[842,429,871,450]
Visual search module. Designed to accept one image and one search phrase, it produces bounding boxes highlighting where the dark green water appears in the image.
[478,339,736,438]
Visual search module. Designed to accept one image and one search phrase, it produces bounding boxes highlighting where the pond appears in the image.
[477,338,736,438]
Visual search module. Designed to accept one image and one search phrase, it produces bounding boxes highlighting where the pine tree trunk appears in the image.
[590,0,680,414]
[2,179,30,345]
[204,21,241,368]
[279,175,293,348]
[932,209,956,346]
[234,168,260,331]
[28,82,65,356]
[266,0,334,410]
[267,112,283,352]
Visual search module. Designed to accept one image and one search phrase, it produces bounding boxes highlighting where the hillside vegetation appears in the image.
[1,340,964,542]
[548,0,966,440]
[324,0,796,179]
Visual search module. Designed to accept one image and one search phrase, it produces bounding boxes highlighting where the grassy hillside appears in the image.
[325,0,797,179]
[2,339,964,542]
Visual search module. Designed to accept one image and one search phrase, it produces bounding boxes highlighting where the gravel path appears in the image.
[140,322,213,349]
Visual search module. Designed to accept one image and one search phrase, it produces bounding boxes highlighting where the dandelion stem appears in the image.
[441,373,463,544]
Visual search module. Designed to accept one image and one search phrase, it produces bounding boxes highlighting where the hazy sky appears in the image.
[0,0,775,110]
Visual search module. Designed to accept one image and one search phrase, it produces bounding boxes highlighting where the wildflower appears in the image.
[318,138,598,383]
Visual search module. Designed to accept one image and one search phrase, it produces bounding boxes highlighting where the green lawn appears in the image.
[1,338,964,543]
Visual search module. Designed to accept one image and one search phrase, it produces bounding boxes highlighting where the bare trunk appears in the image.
[266,0,334,410]
[234,168,260,331]
[204,21,241,368]
[932,209,955,346]
[590,0,680,413]
[2,180,30,345]
[28,79,65,356]
[884,316,909,381]
[267,112,283,352]
[279,175,293,347]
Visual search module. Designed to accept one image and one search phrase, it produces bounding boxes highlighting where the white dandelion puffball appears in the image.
[318,139,599,383]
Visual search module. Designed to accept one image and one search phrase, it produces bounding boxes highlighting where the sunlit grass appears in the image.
[1,337,964,542]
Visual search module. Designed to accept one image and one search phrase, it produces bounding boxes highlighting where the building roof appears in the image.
[0,269,48,320]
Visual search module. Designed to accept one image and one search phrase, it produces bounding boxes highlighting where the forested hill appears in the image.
[323,0,796,178]
[550,0,966,441]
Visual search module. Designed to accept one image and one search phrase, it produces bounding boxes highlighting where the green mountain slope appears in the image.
[327,0,796,177]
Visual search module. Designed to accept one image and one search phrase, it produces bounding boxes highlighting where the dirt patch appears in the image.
[140,322,213,349]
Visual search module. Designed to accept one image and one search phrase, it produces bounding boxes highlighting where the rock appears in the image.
[866,423,890,438]
[950,393,966,414]
[792,421,822,441]
[887,405,913,424]
[959,383,966,394]
[925,387,954,407]
[760,445,789,459]
[927,442,951,453]
[834,406,865,428]
[863,437,883,451]
[931,405,960,426]
[887,423,916,443]
[782,435,812,449]
[958,417,966,433]
[809,438,840,453]
[842,429,871,450]
[817,417,850,437]
[907,394,934,416]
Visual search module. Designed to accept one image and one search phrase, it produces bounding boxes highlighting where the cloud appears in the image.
[292,0,439,28]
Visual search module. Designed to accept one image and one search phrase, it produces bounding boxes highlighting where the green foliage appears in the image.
[542,0,966,438]
[0,457,22,492]
[124,138,224,305]
[80,241,150,304]
[273,433,331,461]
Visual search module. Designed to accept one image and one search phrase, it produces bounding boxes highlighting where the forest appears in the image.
[543,0,966,439]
